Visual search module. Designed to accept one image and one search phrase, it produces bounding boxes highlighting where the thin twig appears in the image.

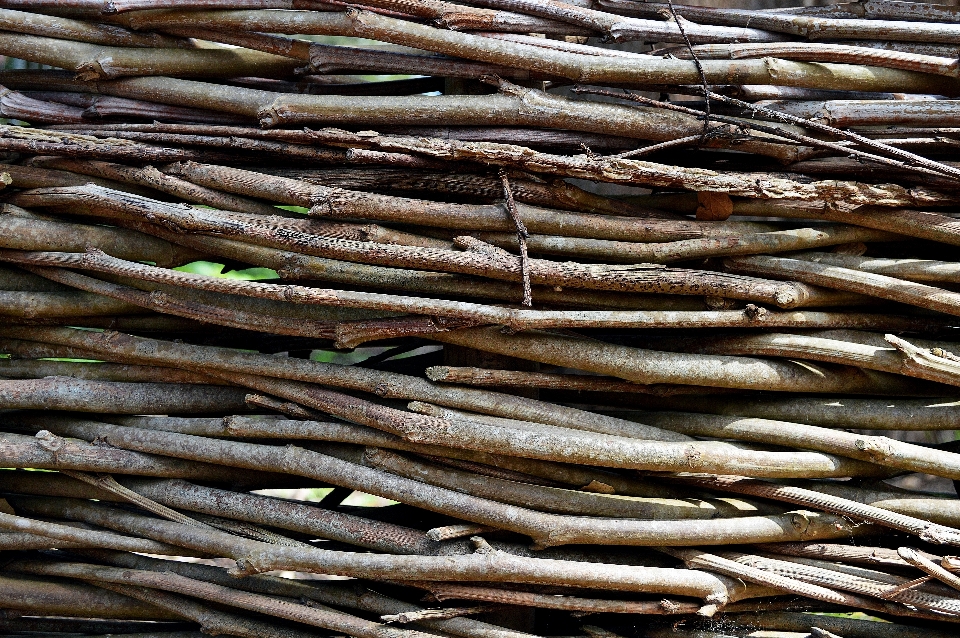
[498,169,532,307]
[666,0,710,144]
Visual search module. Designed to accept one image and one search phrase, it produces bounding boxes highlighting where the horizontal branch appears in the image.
[290,128,957,207]
[641,410,960,481]
[469,224,900,264]
[0,289,141,318]
[0,432,302,487]
[430,326,943,394]
[0,573,181,620]
[81,549,541,638]
[0,357,220,384]
[725,255,960,317]
[599,1,960,44]
[145,162,780,241]
[0,206,207,267]
[789,251,960,285]
[0,31,299,80]
[680,42,959,77]
[119,9,960,92]
[11,559,442,638]
[0,377,249,413]
[7,496,755,600]
[0,7,191,48]
[103,385,890,482]
[687,476,960,546]
[0,325,692,442]
[619,395,960,432]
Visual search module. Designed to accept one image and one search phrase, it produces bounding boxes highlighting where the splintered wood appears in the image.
[4,2,960,638]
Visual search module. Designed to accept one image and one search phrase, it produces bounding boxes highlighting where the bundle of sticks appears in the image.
[5,1,960,637]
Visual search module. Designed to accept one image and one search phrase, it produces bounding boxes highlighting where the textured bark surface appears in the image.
[4,2,960,635]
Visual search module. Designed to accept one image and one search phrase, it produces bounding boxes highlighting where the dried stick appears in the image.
[163,160,774,242]
[0,31,300,80]
[790,252,960,285]
[664,548,875,614]
[0,124,233,162]
[114,414,686,499]
[165,25,545,81]
[0,249,877,331]
[91,581,327,638]
[599,1,960,45]
[640,330,960,387]
[572,85,960,184]
[0,83,86,123]
[723,552,960,616]
[898,547,960,594]
[0,358,225,385]
[261,165,641,216]
[0,325,693,443]
[0,573,181,620]
[8,497,754,602]
[426,366,732,395]
[426,523,499,542]
[120,476,440,555]
[418,581,700,615]
[363,447,737,520]
[0,531,92,550]
[679,42,960,77]
[735,97,960,128]
[0,432,305,486]
[11,559,443,638]
[10,250,596,327]
[0,7,191,48]
[33,158,284,217]
[14,187,833,307]
[0,207,207,266]
[30,422,870,546]
[0,289,141,318]
[119,9,960,93]
[721,611,955,638]
[725,255,960,317]
[18,265,346,339]
[365,0,785,43]
[0,509,203,556]
[218,372,888,478]
[284,128,957,207]
[382,606,497,624]
[22,75,803,160]
[430,326,940,394]
[59,470,213,530]
[81,549,544,638]
[127,230,922,314]
[674,193,960,247]
[469,224,900,264]
[685,476,960,546]
[47,121,641,157]
[0,377,248,413]
[639,410,960,481]
[499,169,531,307]
[0,618,195,635]
[631,395,960,431]
[704,90,960,182]
[754,542,921,570]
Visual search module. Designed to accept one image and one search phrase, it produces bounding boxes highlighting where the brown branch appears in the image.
[499,169,531,307]
[725,255,960,317]
[430,326,942,395]
[683,476,960,546]
[0,376,248,413]
[7,496,754,601]
[11,559,443,638]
